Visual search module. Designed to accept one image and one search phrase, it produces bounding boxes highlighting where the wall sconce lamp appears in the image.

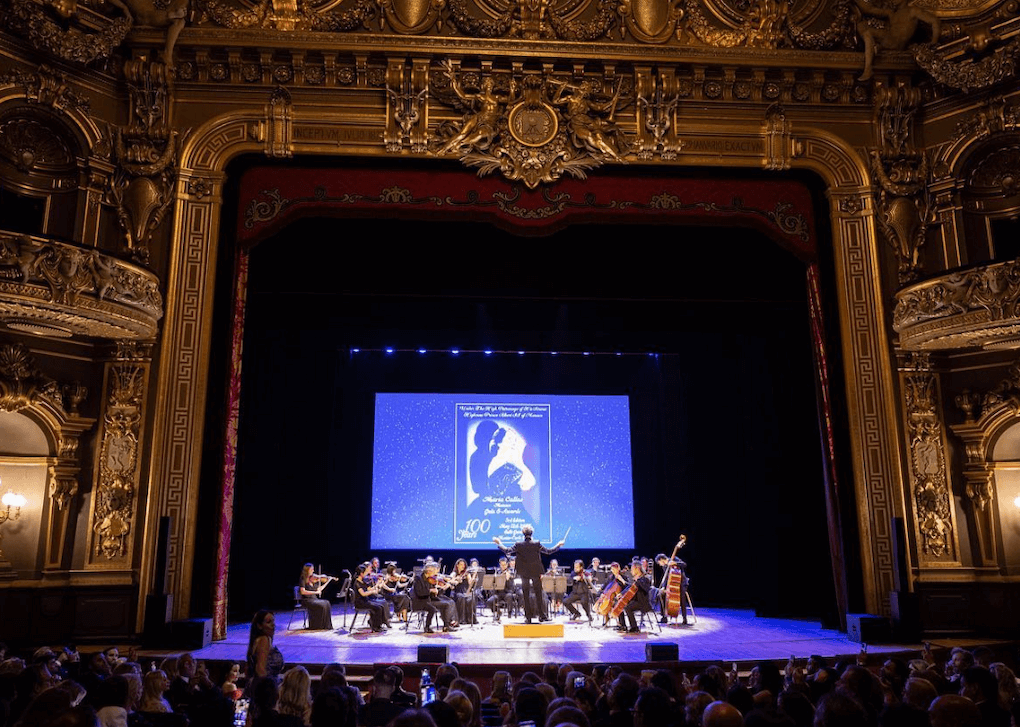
[0,483,27,566]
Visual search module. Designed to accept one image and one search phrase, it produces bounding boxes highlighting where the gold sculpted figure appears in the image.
[855,0,941,81]
[552,80,625,161]
[437,63,516,155]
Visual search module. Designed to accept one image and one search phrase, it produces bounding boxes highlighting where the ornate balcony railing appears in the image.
[893,259,1020,351]
[0,232,162,340]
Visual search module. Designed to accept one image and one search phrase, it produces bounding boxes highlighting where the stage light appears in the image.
[418,349,427,354]
[551,351,558,355]
[352,348,360,353]
[451,348,460,355]
[583,352,590,356]
[1014,494,1020,509]
[484,350,492,355]
[385,348,394,354]
[518,351,525,355]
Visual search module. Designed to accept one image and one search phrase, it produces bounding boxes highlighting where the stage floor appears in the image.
[191,606,920,667]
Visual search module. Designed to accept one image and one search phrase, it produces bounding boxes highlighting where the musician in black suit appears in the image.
[493,525,565,623]
[563,559,593,621]
[621,560,653,633]
[411,562,458,633]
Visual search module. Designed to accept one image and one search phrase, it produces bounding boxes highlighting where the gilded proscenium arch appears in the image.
[143,110,901,631]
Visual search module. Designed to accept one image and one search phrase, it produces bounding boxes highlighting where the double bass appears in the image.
[663,535,687,619]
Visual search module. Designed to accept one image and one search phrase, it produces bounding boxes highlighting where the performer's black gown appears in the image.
[300,577,334,630]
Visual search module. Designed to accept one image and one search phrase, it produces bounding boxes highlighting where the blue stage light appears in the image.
[418,348,427,354]
[484,349,492,355]
[518,351,525,355]
[352,348,360,353]
[451,348,460,355]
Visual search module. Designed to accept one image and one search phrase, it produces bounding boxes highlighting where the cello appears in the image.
[663,534,687,619]
[593,565,622,616]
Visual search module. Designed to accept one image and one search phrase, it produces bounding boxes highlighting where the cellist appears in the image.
[618,560,653,633]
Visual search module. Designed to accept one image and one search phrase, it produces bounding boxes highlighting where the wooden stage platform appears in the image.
[191,606,921,668]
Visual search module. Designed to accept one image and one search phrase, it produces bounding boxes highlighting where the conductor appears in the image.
[493,525,565,623]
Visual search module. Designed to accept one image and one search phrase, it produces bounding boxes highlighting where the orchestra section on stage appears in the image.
[298,536,690,635]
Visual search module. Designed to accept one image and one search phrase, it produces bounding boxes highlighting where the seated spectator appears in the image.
[360,666,408,727]
[310,687,348,727]
[631,687,670,727]
[928,694,980,727]
[703,700,743,727]
[900,678,937,712]
[959,666,1009,727]
[277,667,313,727]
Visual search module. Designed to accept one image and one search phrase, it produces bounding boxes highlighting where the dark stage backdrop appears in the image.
[223,214,837,624]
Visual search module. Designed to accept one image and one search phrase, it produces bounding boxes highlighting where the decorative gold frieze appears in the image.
[855,0,942,81]
[899,352,958,563]
[893,259,1020,351]
[0,233,163,340]
[914,31,1020,92]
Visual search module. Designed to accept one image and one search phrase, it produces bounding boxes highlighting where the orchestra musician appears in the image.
[619,560,653,633]
[298,563,334,630]
[486,557,518,623]
[651,552,688,625]
[606,561,629,629]
[412,561,458,633]
[451,558,477,625]
[493,524,566,624]
[563,559,593,622]
[380,564,412,622]
[545,559,563,615]
[354,563,391,632]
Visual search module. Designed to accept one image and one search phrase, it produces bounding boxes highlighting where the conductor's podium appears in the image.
[503,622,564,638]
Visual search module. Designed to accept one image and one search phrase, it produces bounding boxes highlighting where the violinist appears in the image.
[354,563,390,632]
[563,559,593,622]
[298,563,334,630]
[411,561,458,633]
[619,560,653,633]
[380,564,412,622]
[451,558,477,625]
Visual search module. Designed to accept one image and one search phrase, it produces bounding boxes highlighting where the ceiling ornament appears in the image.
[854,0,942,81]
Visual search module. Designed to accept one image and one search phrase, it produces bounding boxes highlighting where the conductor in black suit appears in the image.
[493,525,565,623]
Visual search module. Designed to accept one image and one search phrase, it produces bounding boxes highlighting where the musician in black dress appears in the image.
[298,563,334,630]
[411,562,458,633]
[451,558,477,625]
[620,561,653,633]
[354,563,390,632]
[563,559,593,621]
[380,564,412,622]
[493,525,565,624]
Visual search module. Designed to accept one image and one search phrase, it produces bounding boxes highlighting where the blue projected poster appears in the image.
[371,393,635,550]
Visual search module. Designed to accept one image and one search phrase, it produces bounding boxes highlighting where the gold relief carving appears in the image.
[432,66,631,188]
[914,33,1020,92]
[385,62,429,153]
[854,0,942,81]
[635,71,681,160]
[0,118,75,175]
[49,466,79,511]
[109,60,178,266]
[968,145,1020,196]
[264,87,293,157]
[900,353,956,561]
[0,343,65,413]
[869,83,933,285]
[763,103,802,171]
[378,0,445,34]
[92,349,149,562]
[0,65,92,116]
[953,98,1019,147]
[1,0,131,65]
[0,233,163,339]
[617,0,682,43]
[893,259,1020,350]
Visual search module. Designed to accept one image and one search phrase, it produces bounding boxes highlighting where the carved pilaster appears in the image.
[251,87,293,158]
[634,67,681,161]
[898,353,961,566]
[86,342,151,569]
[385,59,429,153]
[109,60,177,266]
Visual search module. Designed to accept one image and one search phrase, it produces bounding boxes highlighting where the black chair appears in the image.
[288,586,308,630]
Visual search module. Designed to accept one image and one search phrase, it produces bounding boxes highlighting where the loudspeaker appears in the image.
[645,642,679,661]
[417,645,449,663]
[154,516,171,594]
[142,594,174,647]
[889,591,921,641]
[171,618,212,649]
[845,613,890,644]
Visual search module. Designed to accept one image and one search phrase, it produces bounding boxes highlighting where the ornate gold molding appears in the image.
[893,259,1020,351]
[0,232,163,340]
[899,352,960,565]
[86,342,150,567]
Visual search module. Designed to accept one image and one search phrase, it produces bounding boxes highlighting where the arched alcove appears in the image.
[0,410,50,577]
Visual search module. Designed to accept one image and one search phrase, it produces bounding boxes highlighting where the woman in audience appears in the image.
[247,611,284,683]
[138,672,171,714]
[277,667,312,727]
